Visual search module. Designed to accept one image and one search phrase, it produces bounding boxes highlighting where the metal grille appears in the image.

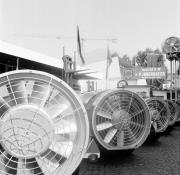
[165,100,178,126]
[145,98,169,133]
[0,70,89,175]
[87,90,151,150]
[175,101,180,122]
[162,36,180,53]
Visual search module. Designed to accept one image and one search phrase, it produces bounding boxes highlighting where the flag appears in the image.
[77,25,85,65]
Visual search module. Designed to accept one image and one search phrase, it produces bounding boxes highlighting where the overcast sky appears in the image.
[0,0,180,64]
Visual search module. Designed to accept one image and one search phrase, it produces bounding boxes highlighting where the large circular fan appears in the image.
[145,98,169,132]
[165,100,178,126]
[162,36,180,54]
[0,70,89,175]
[82,90,151,151]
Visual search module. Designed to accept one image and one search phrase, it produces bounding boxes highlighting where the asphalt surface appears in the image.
[79,125,180,175]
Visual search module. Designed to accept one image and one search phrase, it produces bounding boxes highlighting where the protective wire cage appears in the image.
[162,36,180,53]
[174,101,180,122]
[0,70,89,175]
[83,89,151,151]
[165,100,178,126]
[145,98,169,133]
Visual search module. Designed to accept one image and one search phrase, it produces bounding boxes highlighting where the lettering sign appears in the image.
[123,67,167,79]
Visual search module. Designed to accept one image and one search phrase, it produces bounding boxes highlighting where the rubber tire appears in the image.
[88,154,99,163]
[72,166,80,175]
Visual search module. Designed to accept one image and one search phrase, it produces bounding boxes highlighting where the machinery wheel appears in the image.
[88,154,99,163]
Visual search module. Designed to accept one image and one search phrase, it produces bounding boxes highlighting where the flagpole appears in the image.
[77,25,85,65]
[74,51,77,71]
[62,46,65,56]
[106,42,109,89]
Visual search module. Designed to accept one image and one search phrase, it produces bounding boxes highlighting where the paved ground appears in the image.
[79,125,180,175]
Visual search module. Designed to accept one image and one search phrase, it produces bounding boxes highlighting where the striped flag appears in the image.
[77,25,85,65]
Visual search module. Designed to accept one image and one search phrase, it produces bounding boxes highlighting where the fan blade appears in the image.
[104,128,117,143]
[50,140,73,158]
[117,130,124,147]
[174,43,180,46]
[54,121,76,142]
[153,121,158,131]
[54,133,74,142]
[52,104,79,124]
[35,157,54,174]
[3,153,18,175]
[96,122,113,131]
[29,82,51,107]
[54,119,77,134]
[0,144,5,154]
[96,111,112,120]
[45,93,71,118]
[41,149,66,165]
[0,96,10,116]
[25,158,44,175]
[172,46,178,51]
[7,81,28,106]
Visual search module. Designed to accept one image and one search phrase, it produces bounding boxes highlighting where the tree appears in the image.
[122,54,131,64]
[134,48,165,67]
[118,54,132,68]
[136,50,148,67]
[118,54,133,80]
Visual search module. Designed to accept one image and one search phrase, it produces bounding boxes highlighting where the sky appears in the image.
[0,0,180,65]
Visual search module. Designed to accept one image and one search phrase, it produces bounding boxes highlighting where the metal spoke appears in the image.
[129,121,146,129]
[125,125,136,142]
[126,92,134,113]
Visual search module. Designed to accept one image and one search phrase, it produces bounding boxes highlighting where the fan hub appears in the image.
[0,105,54,159]
[112,110,130,129]
[151,110,160,121]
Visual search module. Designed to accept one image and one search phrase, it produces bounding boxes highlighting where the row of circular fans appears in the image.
[0,70,179,175]
[81,89,180,153]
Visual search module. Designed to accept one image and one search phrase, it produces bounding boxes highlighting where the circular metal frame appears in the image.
[162,36,180,54]
[85,89,151,151]
[0,70,89,175]
[165,100,178,126]
[145,97,169,133]
[175,101,180,122]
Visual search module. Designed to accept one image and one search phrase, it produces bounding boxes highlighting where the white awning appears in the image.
[0,40,102,79]
[0,40,63,69]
